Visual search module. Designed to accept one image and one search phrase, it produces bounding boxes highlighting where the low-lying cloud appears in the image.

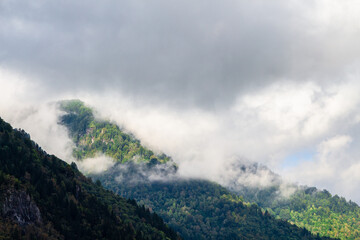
[76,154,116,175]
[2,67,360,203]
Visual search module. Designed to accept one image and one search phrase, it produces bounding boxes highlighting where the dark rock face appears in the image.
[2,190,42,225]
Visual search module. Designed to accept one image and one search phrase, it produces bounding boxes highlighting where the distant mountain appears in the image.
[0,117,180,240]
[237,182,360,240]
[215,160,360,239]
[58,99,334,240]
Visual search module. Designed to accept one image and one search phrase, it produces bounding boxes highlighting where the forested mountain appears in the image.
[58,99,334,240]
[0,117,180,240]
[96,173,331,240]
[59,99,173,165]
[238,184,360,240]
[223,162,360,239]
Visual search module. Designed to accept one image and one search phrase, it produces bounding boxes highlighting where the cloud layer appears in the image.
[2,0,360,107]
[1,0,360,202]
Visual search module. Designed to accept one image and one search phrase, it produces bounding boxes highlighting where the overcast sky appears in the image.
[1,0,360,202]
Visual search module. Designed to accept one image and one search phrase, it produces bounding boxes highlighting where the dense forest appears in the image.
[96,173,332,240]
[0,117,180,240]
[59,99,334,240]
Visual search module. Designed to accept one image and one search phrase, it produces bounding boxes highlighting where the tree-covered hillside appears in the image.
[0,117,180,240]
[58,99,333,240]
[239,185,360,239]
[59,99,172,164]
[95,172,331,240]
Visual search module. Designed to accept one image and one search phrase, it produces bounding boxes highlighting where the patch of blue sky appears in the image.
[282,149,315,169]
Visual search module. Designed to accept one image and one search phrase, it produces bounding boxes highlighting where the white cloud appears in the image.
[72,79,360,204]
[0,68,75,161]
[76,155,115,174]
[283,135,359,201]
[317,135,352,161]
[3,65,360,202]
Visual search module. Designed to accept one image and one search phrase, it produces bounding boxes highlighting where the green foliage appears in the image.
[59,99,172,164]
[264,188,360,240]
[0,117,180,240]
[59,99,94,142]
[94,172,332,240]
[239,184,360,239]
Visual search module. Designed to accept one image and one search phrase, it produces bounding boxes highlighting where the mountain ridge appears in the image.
[58,99,336,240]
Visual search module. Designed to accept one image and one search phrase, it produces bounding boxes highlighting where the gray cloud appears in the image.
[2,0,360,108]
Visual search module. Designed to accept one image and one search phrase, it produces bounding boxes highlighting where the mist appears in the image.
[2,0,360,203]
[3,72,360,202]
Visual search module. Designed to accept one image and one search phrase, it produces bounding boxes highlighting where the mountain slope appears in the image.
[59,99,173,165]
[96,173,330,240]
[0,117,180,240]
[238,184,360,239]
[58,99,333,240]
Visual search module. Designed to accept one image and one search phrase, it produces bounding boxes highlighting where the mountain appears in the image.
[237,183,360,239]
[217,161,360,239]
[59,99,173,165]
[0,117,180,240]
[207,157,360,239]
[96,173,330,240]
[58,99,334,240]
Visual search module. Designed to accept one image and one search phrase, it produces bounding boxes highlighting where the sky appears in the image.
[1,0,360,202]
